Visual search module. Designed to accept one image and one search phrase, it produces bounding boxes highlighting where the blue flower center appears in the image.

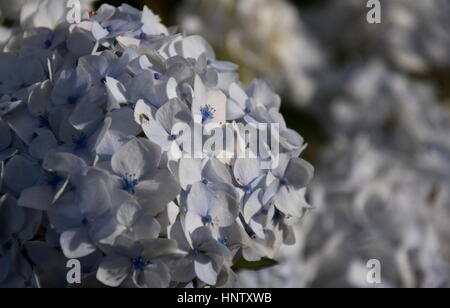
[168,134,178,141]
[100,77,107,84]
[122,174,139,194]
[139,32,147,40]
[280,178,289,186]
[218,238,228,246]
[154,73,161,80]
[81,218,89,225]
[261,209,269,216]
[206,59,212,66]
[131,257,150,271]
[244,107,251,114]
[200,105,215,121]
[202,215,212,224]
[106,25,113,32]
[192,249,200,256]
[201,178,209,185]
[243,184,252,192]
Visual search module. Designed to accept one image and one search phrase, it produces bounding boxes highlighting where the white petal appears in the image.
[285,157,314,189]
[178,158,202,190]
[111,138,161,179]
[60,227,97,259]
[116,201,141,227]
[97,255,131,287]
[194,255,218,286]
[18,185,54,211]
[233,158,262,186]
[243,189,262,224]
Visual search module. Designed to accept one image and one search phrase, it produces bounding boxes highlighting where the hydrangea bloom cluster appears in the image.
[177,0,324,105]
[0,3,314,288]
[303,0,450,74]
[1,0,96,51]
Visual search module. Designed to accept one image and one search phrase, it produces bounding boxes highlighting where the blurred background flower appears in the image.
[177,0,325,106]
[1,0,449,288]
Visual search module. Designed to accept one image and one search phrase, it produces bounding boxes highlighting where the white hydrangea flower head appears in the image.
[0,0,97,52]
[0,2,314,288]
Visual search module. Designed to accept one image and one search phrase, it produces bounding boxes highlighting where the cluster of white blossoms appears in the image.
[303,0,450,74]
[238,62,450,288]
[0,3,314,288]
[177,0,324,105]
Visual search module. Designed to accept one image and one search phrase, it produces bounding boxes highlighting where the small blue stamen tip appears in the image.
[243,184,252,192]
[201,178,209,185]
[200,105,215,121]
[218,238,228,246]
[131,257,150,271]
[44,40,52,49]
[168,134,177,141]
[122,175,139,194]
[206,59,212,65]
[154,73,161,80]
[280,178,289,186]
[192,248,200,256]
[106,25,113,32]
[244,107,251,114]
[202,215,212,224]
[139,32,147,40]
[261,209,269,216]
[100,77,107,84]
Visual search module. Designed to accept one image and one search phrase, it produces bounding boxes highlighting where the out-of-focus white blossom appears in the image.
[177,0,324,105]
[303,0,450,74]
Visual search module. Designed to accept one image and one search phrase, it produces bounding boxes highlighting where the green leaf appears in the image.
[232,257,279,272]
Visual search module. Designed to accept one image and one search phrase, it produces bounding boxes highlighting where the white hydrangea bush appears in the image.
[238,62,450,288]
[0,3,314,288]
